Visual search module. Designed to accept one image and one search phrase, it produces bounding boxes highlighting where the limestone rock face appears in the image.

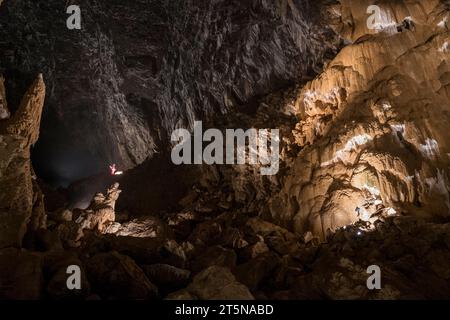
[0,74,46,248]
[169,266,254,300]
[270,0,450,239]
[0,0,340,181]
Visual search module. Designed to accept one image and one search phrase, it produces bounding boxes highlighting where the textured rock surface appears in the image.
[0,75,9,119]
[169,266,254,300]
[268,0,450,239]
[44,252,91,300]
[142,264,191,292]
[0,74,46,248]
[87,251,158,300]
[0,0,340,183]
[76,183,121,233]
[273,217,450,299]
[0,248,43,299]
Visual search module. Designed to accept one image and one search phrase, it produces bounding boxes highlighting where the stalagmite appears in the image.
[0,74,46,248]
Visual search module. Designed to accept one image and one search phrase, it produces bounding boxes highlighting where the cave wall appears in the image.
[268,0,450,239]
[0,0,340,184]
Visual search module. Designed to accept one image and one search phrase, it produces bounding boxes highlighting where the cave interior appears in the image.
[1,0,450,300]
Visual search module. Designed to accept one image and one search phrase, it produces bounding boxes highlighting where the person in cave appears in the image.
[355,206,361,219]
[109,163,117,175]
[109,163,123,176]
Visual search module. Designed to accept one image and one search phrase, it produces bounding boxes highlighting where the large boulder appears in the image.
[233,251,280,291]
[169,266,254,300]
[142,264,191,292]
[190,246,237,273]
[86,251,158,300]
[43,251,91,300]
[188,220,223,247]
[0,248,43,299]
[105,216,168,238]
[56,221,84,249]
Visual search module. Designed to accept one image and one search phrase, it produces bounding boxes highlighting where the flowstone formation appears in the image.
[269,0,450,240]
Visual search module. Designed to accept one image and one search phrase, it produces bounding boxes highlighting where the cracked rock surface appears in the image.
[0,0,340,182]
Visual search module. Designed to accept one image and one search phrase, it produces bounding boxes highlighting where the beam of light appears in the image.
[109,163,123,176]
[386,207,397,216]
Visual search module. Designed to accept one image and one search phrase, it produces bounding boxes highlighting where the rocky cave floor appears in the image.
[7,176,450,300]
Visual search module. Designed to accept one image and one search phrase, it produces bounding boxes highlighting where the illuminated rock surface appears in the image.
[0,74,46,248]
[270,0,450,239]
